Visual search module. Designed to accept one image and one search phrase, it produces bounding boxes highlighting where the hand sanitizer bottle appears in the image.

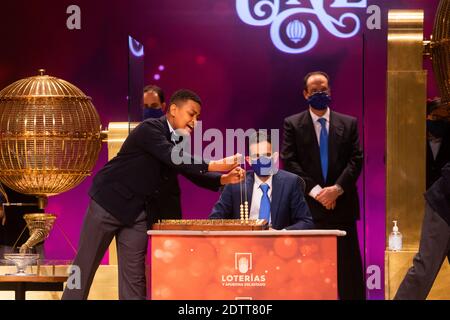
[389,220,402,251]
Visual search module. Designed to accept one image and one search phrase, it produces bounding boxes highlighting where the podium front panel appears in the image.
[147,231,340,300]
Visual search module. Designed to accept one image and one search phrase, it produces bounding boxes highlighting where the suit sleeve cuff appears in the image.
[334,184,344,196]
[309,185,322,199]
[199,162,209,174]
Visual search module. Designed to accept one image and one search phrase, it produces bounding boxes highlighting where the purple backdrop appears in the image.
[0,0,440,299]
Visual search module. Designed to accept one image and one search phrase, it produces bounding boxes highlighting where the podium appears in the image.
[147,230,345,300]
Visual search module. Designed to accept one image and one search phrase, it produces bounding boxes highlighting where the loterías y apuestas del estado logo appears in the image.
[221,253,266,287]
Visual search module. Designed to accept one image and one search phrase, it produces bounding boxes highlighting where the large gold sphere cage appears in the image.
[432,0,450,111]
[0,70,102,197]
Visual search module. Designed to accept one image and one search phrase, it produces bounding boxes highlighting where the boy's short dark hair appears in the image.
[169,89,202,106]
[427,97,441,115]
[248,130,273,154]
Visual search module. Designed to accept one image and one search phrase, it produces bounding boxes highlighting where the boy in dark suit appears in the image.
[62,89,243,300]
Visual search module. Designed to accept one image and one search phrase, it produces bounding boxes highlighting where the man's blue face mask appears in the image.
[427,119,448,139]
[250,155,274,177]
[307,91,331,110]
[143,107,164,120]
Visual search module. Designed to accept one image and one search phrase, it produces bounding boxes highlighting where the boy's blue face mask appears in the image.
[307,91,331,110]
[250,155,274,177]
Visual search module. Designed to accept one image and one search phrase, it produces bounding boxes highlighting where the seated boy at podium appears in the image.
[209,131,314,230]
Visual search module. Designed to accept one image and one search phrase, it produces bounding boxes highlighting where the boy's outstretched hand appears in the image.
[220,167,245,185]
[208,153,243,172]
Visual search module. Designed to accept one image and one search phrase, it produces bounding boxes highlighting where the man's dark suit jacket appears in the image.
[281,110,363,224]
[153,165,222,220]
[425,162,450,226]
[209,170,314,230]
[89,116,222,227]
[426,133,450,189]
[425,162,450,262]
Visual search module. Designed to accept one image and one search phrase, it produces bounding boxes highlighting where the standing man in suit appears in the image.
[62,89,244,300]
[210,131,314,230]
[281,71,364,299]
[426,98,450,189]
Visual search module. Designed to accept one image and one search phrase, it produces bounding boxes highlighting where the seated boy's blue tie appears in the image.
[258,183,271,222]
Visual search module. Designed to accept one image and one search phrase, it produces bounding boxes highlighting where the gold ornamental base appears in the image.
[20,213,56,253]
